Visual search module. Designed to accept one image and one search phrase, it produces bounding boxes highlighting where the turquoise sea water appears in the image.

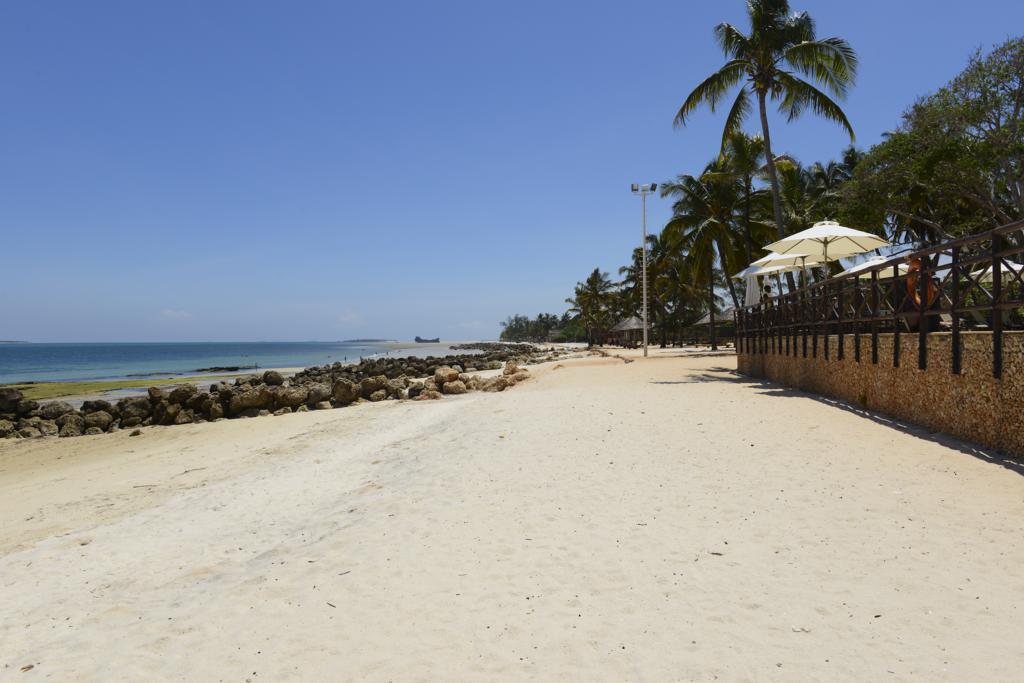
[0,341,455,384]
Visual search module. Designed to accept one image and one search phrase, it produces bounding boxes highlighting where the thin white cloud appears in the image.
[157,308,193,321]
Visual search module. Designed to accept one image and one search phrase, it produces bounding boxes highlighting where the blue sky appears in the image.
[2,0,1021,342]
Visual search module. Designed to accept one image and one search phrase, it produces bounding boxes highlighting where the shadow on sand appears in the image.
[652,368,1024,476]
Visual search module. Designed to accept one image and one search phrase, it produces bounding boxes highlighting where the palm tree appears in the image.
[673,0,857,254]
[661,166,749,348]
[708,131,767,263]
[565,268,615,348]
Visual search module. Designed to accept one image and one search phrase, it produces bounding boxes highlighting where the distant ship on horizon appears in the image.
[414,336,440,343]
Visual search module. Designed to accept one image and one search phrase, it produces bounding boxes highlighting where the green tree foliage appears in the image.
[674,0,857,251]
[841,37,1024,244]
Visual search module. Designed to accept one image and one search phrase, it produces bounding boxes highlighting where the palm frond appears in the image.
[713,22,751,59]
[775,71,855,140]
[719,86,752,152]
[674,59,749,128]
[784,38,858,97]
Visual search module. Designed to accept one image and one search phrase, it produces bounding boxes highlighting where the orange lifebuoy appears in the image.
[906,259,938,308]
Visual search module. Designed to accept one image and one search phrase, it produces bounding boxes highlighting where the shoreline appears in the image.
[0,341,518,403]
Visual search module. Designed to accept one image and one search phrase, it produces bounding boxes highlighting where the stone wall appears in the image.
[737,331,1024,456]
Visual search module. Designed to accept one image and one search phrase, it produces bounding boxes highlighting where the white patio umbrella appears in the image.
[839,255,909,279]
[752,252,824,286]
[970,261,1024,282]
[732,263,797,306]
[765,221,890,278]
[751,252,822,268]
[731,263,793,279]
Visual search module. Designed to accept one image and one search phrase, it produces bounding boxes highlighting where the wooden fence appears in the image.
[736,219,1024,378]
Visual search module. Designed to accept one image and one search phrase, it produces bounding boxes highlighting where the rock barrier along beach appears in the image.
[0,343,563,440]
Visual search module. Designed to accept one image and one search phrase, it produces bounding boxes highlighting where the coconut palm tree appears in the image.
[565,268,615,348]
[673,0,857,251]
[707,131,768,263]
[661,166,749,348]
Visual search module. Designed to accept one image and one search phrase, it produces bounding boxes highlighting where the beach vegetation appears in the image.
[674,0,858,271]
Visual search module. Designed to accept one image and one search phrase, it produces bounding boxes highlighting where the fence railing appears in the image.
[735,219,1024,378]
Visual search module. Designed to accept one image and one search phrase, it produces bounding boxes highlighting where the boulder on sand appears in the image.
[37,420,59,436]
[0,419,15,438]
[360,375,389,399]
[441,380,467,395]
[263,370,285,386]
[434,366,460,385]
[81,400,113,415]
[482,376,509,393]
[274,386,308,409]
[332,378,360,406]
[84,411,114,431]
[119,396,152,421]
[168,384,198,405]
[414,389,444,401]
[368,389,387,402]
[17,399,40,417]
[0,387,23,413]
[306,383,332,405]
[39,401,75,420]
[58,413,85,437]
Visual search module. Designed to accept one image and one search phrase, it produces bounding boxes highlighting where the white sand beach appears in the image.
[3,350,1023,680]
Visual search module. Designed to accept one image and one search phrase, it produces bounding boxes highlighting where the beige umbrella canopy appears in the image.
[839,255,909,279]
[765,221,890,276]
[971,261,1024,282]
[751,252,822,268]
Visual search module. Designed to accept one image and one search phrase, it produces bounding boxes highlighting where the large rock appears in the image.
[84,427,104,436]
[228,388,264,415]
[332,379,360,406]
[119,396,152,421]
[0,387,23,413]
[58,414,85,437]
[153,401,181,425]
[39,401,75,420]
[81,400,113,414]
[263,370,285,386]
[274,386,308,409]
[207,401,225,420]
[19,426,42,438]
[482,376,508,393]
[173,409,194,425]
[407,382,425,399]
[306,383,332,405]
[505,371,530,387]
[360,375,389,399]
[434,366,460,385]
[503,361,521,376]
[16,399,39,417]
[37,420,59,436]
[441,380,467,395]
[84,411,114,431]
[368,389,387,402]
[386,378,408,399]
[413,390,443,401]
[0,419,14,437]
[148,387,167,401]
[168,384,198,405]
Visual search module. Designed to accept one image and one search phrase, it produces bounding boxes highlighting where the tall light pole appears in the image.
[631,183,657,357]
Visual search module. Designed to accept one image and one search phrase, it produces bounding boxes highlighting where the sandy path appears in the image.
[2,350,1023,681]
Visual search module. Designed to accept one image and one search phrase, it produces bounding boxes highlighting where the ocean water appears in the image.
[0,341,461,384]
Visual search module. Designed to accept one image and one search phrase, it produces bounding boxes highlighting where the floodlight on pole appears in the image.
[630,183,657,357]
